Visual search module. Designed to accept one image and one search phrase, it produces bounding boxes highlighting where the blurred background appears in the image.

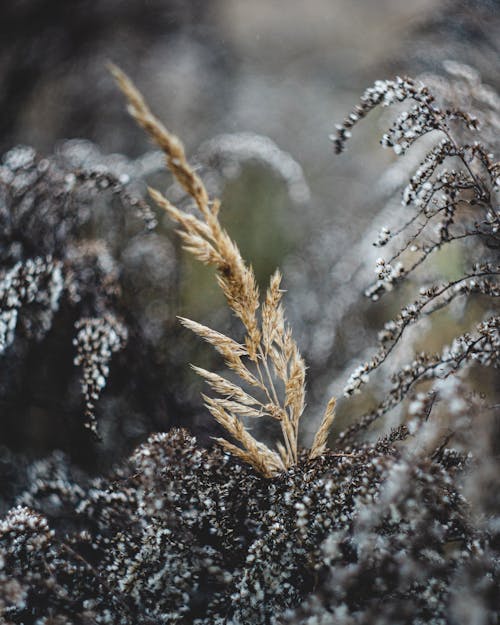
[0,0,499,471]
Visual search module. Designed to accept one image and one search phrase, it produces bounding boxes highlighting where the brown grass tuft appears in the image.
[111,64,336,475]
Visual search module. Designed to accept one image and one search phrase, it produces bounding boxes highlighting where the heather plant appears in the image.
[0,65,499,625]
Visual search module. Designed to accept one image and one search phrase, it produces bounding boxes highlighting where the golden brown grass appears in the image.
[110,64,336,476]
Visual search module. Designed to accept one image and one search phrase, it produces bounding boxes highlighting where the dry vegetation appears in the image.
[110,65,336,476]
[0,60,498,625]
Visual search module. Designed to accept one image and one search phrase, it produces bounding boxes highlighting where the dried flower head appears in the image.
[73,314,128,434]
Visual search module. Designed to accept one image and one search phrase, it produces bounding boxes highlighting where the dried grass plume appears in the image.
[110,63,336,476]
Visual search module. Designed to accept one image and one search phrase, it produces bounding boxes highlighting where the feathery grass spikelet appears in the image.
[310,397,337,459]
[262,269,285,352]
[191,366,261,407]
[178,317,248,358]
